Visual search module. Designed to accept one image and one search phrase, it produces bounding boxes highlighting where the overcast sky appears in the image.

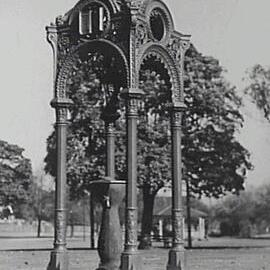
[0,0,270,187]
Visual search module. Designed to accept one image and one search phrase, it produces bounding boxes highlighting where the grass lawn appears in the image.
[0,237,270,270]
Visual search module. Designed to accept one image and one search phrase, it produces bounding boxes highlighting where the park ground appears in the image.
[1,234,270,270]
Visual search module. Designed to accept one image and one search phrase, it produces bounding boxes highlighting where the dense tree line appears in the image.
[211,184,270,237]
[0,140,33,217]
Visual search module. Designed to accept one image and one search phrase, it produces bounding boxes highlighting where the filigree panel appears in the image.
[55,209,67,245]
[139,45,182,103]
[125,207,137,248]
[136,23,149,47]
[172,209,184,245]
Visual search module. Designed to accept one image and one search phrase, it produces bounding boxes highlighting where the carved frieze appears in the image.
[125,207,137,248]
[55,209,67,245]
[136,23,149,47]
[172,209,184,245]
[167,38,181,62]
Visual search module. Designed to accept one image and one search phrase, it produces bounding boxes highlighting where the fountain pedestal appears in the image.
[90,178,125,270]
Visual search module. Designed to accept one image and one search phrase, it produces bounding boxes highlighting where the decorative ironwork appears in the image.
[46,1,190,270]
[149,8,165,41]
[55,209,67,246]
[125,207,137,249]
[139,45,182,102]
[167,38,181,62]
[171,111,182,127]
[136,23,148,47]
[172,209,184,246]
[55,108,68,124]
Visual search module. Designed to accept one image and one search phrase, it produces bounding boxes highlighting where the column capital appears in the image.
[50,97,73,109]
[121,88,144,100]
[169,102,186,128]
[166,102,187,112]
[51,98,73,125]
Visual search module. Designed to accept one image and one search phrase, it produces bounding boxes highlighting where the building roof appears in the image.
[153,197,208,218]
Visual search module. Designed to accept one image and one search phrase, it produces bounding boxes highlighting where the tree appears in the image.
[18,180,54,236]
[183,45,252,198]
[138,44,252,248]
[211,184,270,237]
[137,70,172,248]
[0,140,32,214]
[211,191,257,237]
[245,64,270,121]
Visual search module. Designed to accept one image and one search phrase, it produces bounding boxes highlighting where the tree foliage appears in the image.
[137,45,252,248]
[44,44,253,249]
[183,45,252,197]
[0,140,32,210]
[45,45,252,199]
[245,64,270,121]
[18,182,54,223]
[211,185,270,237]
[45,53,126,200]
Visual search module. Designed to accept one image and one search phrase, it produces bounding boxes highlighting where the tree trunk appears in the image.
[90,194,95,249]
[70,223,74,238]
[186,179,192,248]
[37,216,42,238]
[138,188,156,249]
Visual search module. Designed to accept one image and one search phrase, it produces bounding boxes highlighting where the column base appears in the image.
[166,248,186,270]
[120,251,142,270]
[96,261,120,270]
[47,249,68,270]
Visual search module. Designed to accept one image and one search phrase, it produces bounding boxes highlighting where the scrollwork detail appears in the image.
[136,23,149,47]
[167,38,181,62]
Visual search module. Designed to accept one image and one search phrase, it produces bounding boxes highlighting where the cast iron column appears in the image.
[121,89,143,270]
[47,98,72,270]
[167,103,186,270]
[105,123,115,178]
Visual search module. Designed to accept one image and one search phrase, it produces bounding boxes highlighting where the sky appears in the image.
[0,0,270,187]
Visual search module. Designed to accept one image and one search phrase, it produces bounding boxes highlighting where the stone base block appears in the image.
[47,250,69,270]
[120,252,142,270]
[166,249,186,270]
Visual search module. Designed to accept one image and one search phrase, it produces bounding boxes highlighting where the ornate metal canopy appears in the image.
[46,1,191,270]
[46,0,190,104]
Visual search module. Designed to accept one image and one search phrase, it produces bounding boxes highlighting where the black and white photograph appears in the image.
[1,0,270,269]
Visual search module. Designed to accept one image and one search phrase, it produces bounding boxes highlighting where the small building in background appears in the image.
[153,196,208,241]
